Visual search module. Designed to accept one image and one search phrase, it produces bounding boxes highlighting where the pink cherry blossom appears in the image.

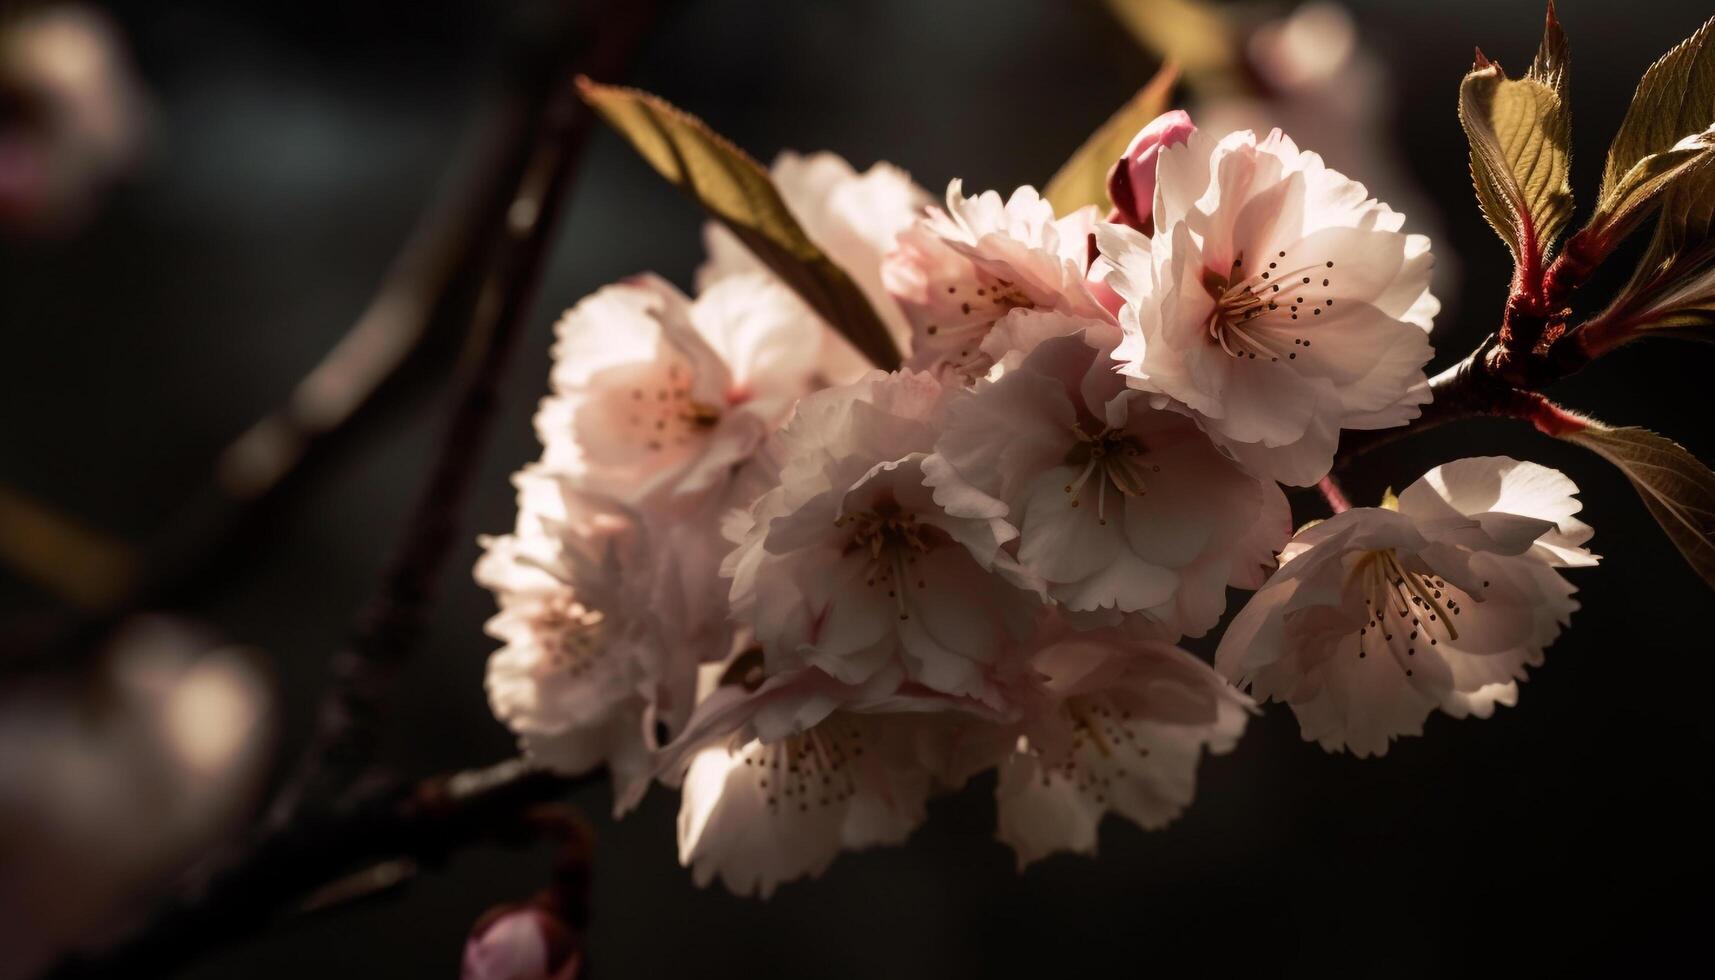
[698,151,930,384]
[1100,128,1439,486]
[536,271,820,516]
[660,655,1000,897]
[927,321,1289,637]
[725,370,1041,705]
[939,618,1251,867]
[884,181,1113,382]
[477,472,731,811]
[1215,457,1597,757]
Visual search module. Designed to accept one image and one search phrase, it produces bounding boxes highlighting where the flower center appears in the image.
[625,361,723,453]
[923,275,1034,339]
[836,502,942,621]
[1031,694,1152,805]
[1201,249,1338,361]
[1062,426,1160,526]
[741,718,867,814]
[533,596,608,679]
[1347,549,1469,676]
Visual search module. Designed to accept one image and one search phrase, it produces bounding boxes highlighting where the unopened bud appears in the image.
[1105,109,1196,234]
[462,904,582,980]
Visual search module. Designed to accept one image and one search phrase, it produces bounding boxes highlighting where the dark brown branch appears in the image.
[45,4,656,975]
[271,0,657,823]
[5,18,559,670]
[47,760,598,979]
[1334,330,1591,469]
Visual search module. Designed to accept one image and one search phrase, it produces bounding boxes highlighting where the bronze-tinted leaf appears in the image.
[1043,63,1180,217]
[1600,16,1715,209]
[1586,128,1715,248]
[1563,424,1715,590]
[1458,5,1573,265]
[1102,0,1236,85]
[577,79,901,370]
[1590,138,1715,340]
[1636,300,1715,343]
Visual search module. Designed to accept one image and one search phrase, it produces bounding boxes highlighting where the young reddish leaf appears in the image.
[1458,4,1573,271]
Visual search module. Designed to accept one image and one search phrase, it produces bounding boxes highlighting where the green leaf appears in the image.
[1636,302,1715,343]
[1102,0,1237,87]
[1580,16,1715,252]
[1562,424,1715,590]
[1458,4,1573,266]
[1592,141,1715,342]
[577,79,901,370]
[1600,16,1715,210]
[1650,160,1715,264]
[1586,128,1715,248]
[1043,64,1180,218]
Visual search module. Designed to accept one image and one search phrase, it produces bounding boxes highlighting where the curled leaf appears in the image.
[1458,4,1573,268]
[1585,128,1715,249]
[577,79,901,370]
[1587,142,1715,346]
[1043,63,1180,217]
[1562,424,1715,590]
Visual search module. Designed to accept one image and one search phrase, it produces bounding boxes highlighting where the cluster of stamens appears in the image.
[836,504,937,621]
[1349,549,1476,676]
[625,362,722,453]
[741,721,867,813]
[1062,425,1159,525]
[922,275,1033,340]
[1037,695,1152,805]
[1203,250,1337,361]
[533,595,608,679]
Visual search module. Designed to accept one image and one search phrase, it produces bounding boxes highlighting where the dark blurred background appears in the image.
[2,0,1711,976]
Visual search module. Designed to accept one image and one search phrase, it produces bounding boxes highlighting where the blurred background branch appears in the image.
[21,0,656,974]
[48,759,597,979]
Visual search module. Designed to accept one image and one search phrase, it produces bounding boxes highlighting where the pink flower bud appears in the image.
[462,905,581,980]
[1106,109,1196,234]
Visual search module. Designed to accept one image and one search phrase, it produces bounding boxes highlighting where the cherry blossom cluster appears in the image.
[477,118,1597,895]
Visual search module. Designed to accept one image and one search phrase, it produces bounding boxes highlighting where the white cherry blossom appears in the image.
[477,471,730,811]
[726,370,1040,704]
[536,271,819,515]
[955,620,1251,868]
[661,654,997,897]
[1100,128,1439,486]
[884,181,1112,381]
[1215,457,1597,757]
[699,151,930,384]
[927,321,1289,637]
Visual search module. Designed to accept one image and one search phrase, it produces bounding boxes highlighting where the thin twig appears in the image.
[5,33,547,670]
[271,0,657,827]
[1315,474,1352,514]
[47,760,598,979]
[46,2,655,974]
[1334,328,1592,469]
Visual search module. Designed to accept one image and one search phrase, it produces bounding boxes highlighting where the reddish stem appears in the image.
[1317,475,1352,514]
